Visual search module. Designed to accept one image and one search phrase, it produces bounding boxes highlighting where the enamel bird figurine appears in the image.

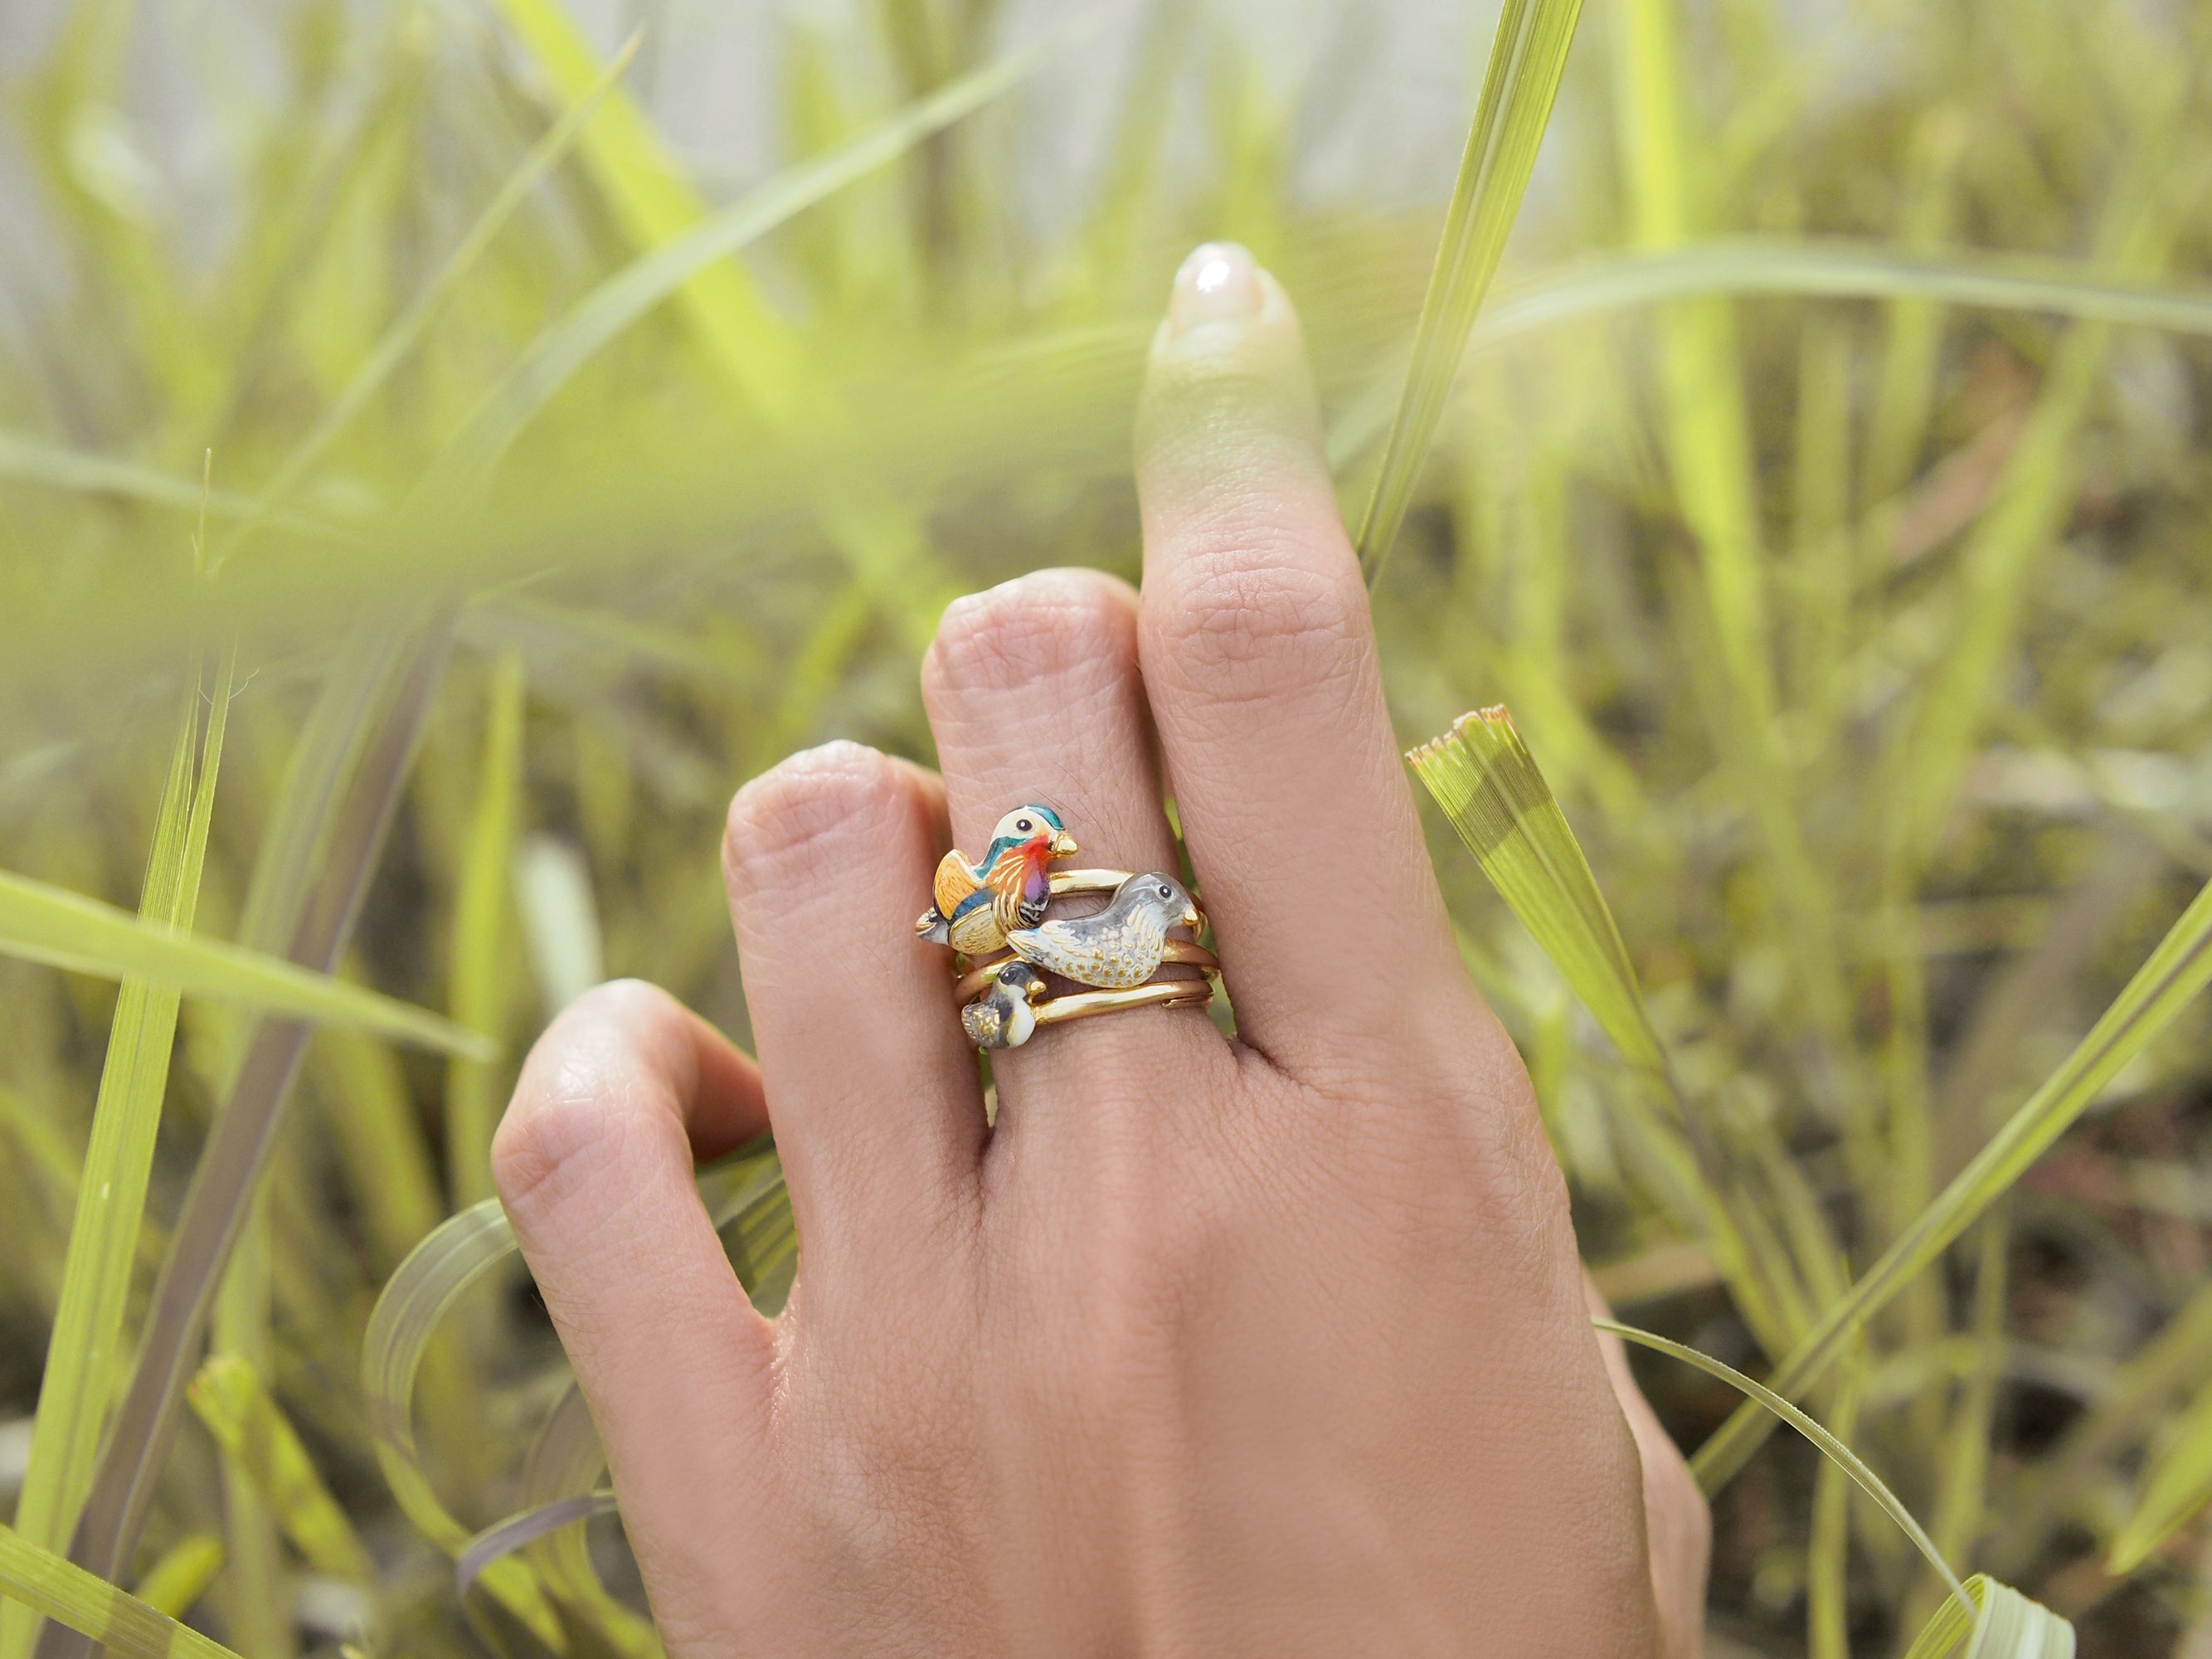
[916,804,1079,956]
[1004,872,1201,990]
[960,959,1048,1050]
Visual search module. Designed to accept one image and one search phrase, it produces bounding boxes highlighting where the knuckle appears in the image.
[923,568,1135,700]
[491,980,684,1219]
[1148,525,1370,709]
[723,741,908,892]
[489,1083,606,1222]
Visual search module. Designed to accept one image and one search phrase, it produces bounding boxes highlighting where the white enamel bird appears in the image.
[1004,872,1202,990]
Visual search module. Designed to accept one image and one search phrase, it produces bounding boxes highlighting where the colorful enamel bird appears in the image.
[960,960,1047,1050]
[916,804,1079,956]
[1004,872,1201,990]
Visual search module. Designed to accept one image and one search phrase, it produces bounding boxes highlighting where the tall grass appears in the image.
[4,1,2212,1655]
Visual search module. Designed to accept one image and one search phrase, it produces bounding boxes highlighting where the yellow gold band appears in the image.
[951,938,1220,1005]
[1028,974,1218,1028]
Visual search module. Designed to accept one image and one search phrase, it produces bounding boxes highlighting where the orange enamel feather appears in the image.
[988,859,1035,933]
[932,849,981,918]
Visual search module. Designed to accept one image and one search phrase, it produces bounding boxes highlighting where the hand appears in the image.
[492,243,1709,1657]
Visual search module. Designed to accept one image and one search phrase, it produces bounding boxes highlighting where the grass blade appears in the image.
[1597,1317,1974,1618]
[0,869,489,1057]
[127,1537,221,1623]
[0,435,352,542]
[1607,0,1857,1091]
[1896,1575,2078,1659]
[360,1151,790,1646]
[310,1028,444,1273]
[445,649,527,1209]
[0,1527,243,1659]
[1861,114,1969,511]
[485,0,807,423]
[1471,239,2212,348]
[1353,0,1587,587]
[211,36,645,567]
[40,624,456,1659]
[1887,71,2188,855]
[2109,1366,2212,1572]
[429,30,1062,494]
[358,1195,572,1648]
[207,1205,284,1659]
[26,231,2212,537]
[1612,1313,2076,1657]
[1410,706,1824,1355]
[1993,1271,2212,1574]
[508,1384,654,1656]
[1693,871,2212,1491]
[1909,1214,2010,1633]
[1,669,219,1659]
[1807,1345,1864,1659]
[1408,707,1665,1076]
[187,1355,373,1581]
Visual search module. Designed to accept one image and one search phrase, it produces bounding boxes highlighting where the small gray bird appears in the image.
[960,960,1047,1050]
[1005,873,1201,990]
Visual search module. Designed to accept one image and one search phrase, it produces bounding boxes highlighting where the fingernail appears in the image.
[1169,242,1262,336]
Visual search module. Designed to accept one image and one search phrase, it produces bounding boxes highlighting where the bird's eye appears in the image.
[1015,818,1032,831]
[1158,885,1172,898]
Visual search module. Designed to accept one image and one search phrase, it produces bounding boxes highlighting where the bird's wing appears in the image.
[1004,919,1077,975]
[933,850,980,917]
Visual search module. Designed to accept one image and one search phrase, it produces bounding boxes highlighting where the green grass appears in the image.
[6,1,2212,1655]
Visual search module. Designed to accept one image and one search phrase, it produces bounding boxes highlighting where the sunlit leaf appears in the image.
[1410,705,1820,1358]
[1354,0,1587,586]
[0,1526,241,1659]
[0,866,489,1057]
[1408,707,1665,1076]
[2,662,226,1659]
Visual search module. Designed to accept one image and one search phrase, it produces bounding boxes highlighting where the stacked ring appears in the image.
[913,805,1218,1050]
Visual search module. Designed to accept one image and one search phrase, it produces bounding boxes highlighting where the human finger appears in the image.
[492,981,778,1593]
[921,567,1226,1134]
[1133,242,1465,1075]
[722,742,984,1275]
[1584,1274,1711,1659]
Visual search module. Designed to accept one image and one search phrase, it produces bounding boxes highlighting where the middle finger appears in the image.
[921,568,1228,1143]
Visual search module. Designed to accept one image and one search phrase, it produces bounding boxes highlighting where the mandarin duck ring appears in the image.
[916,805,1218,1051]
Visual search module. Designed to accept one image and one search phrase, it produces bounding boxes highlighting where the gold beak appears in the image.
[1180,901,1203,932]
[1052,831,1079,857]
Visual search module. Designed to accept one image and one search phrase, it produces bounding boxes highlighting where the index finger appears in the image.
[1135,244,1466,1072]
[492,980,779,1603]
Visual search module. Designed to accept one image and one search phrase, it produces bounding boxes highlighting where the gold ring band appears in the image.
[1028,974,1219,1028]
[951,938,1221,1005]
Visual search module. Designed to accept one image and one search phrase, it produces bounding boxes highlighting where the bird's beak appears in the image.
[1052,831,1078,857]
[1180,901,1203,932]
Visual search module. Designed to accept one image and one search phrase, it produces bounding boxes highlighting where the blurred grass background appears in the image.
[6,0,2212,1653]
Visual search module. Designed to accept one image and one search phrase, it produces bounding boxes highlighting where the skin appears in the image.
[492,244,1709,1658]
